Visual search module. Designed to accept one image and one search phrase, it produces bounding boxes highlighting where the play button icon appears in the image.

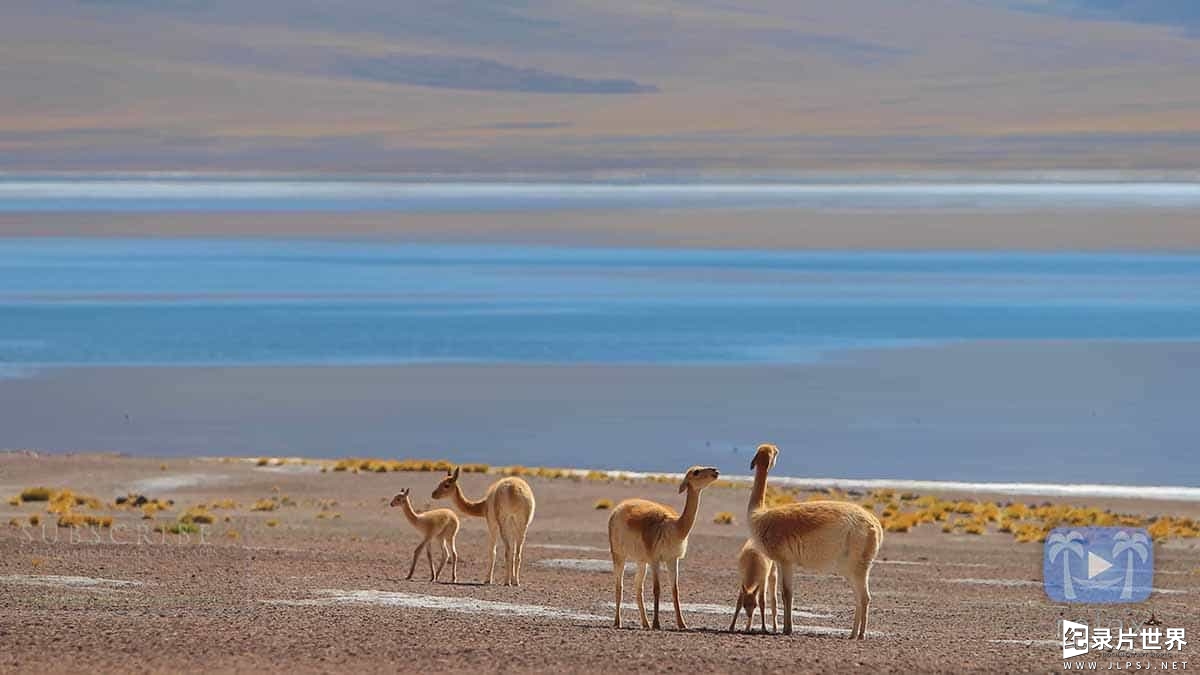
[1087,551,1112,579]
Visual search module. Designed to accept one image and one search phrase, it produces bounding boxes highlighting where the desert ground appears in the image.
[1,452,1197,674]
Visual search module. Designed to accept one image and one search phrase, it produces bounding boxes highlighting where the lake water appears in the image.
[1,180,1198,483]
[2,240,1200,368]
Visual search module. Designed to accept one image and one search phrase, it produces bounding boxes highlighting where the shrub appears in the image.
[28,514,39,526]
[585,470,610,482]
[154,522,198,535]
[712,511,735,525]
[180,508,215,525]
[20,487,52,502]
[265,519,279,527]
[57,513,112,529]
[593,499,613,510]
[251,499,278,512]
[6,495,20,506]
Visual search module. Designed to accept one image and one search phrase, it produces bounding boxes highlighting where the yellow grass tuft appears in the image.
[6,495,20,506]
[764,486,797,507]
[179,508,215,525]
[712,511,735,525]
[226,530,240,540]
[882,512,921,533]
[56,512,113,529]
[7,518,18,528]
[265,519,279,528]
[251,498,278,512]
[585,470,610,482]
[28,514,39,526]
[593,498,613,510]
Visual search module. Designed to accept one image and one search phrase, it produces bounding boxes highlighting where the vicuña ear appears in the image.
[678,479,688,493]
[452,466,461,480]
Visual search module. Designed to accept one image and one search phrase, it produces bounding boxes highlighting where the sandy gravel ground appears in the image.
[1,453,1197,674]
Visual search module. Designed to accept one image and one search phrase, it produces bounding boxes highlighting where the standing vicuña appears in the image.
[608,466,720,630]
[433,467,536,586]
[390,488,460,583]
[729,539,778,633]
[747,444,882,638]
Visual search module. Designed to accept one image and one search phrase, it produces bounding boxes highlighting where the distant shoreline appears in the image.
[5,207,1200,251]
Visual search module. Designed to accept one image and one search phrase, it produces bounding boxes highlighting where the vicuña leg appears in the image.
[778,562,795,635]
[449,537,459,583]
[426,541,436,580]
[850,565,871,639]
[499,526,515,587]
[612,556,625,628]
[669,559,686,630]
[651,563,662,630]
[768,566,779,633]
[513,525,527,587]
[407,540,427,580]
[758,585,767,633]
[434,540,449,581]
[485,520,499,585]
[728,589,743,632]
[634,563,649,628]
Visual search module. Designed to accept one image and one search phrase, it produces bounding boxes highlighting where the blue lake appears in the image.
[2,239,1199,369]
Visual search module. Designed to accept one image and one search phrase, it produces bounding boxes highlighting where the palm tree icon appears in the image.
[1047,530,1085,600]
[1112,530,1150,600]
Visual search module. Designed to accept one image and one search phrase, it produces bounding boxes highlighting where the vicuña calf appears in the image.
[747,444,882,638]
[390,488,460,583]
[729,539,778,633]
[608,466,719,630]
[433,467,536,586]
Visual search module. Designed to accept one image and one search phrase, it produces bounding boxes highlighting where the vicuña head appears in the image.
[431,467,460,500]
[750,443,778,473]
[389,488,411,507]
[679,466,720,493]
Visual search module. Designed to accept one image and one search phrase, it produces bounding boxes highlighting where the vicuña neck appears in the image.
[748,463,769,516]
[399,499,421,527]
[452,483,488,518]
[673,487,702,537]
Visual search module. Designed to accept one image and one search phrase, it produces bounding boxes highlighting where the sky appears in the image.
[2,0,1200,173]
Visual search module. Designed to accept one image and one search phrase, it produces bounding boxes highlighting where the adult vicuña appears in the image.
[747,444,882,638]
[729,539,778,633]
[608,465,720,630]
[390,488,460,583]
[432,467,536,586]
